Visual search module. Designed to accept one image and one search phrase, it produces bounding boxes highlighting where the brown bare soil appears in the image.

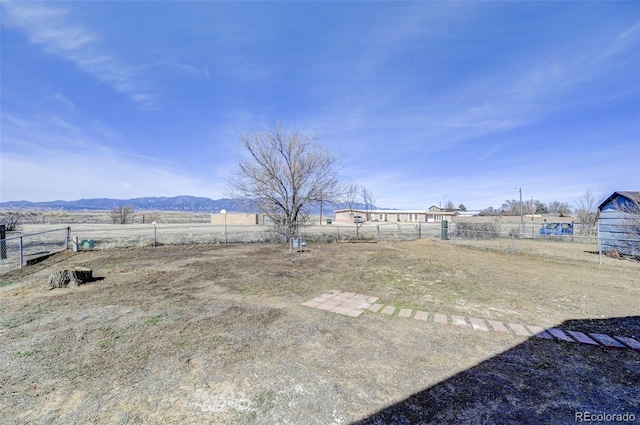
[0,240,638,424]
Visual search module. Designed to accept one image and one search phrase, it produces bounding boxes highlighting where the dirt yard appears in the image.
[0,239,638,424]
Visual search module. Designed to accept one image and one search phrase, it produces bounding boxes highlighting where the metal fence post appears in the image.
[598,220,602,265]
[0,224,6,260]
[66,227,71,249]
[336,226,340,242]
[376,225,380,241]
[152,221,157,247]
[418,223,422,239]
[19,237,24,268]
[397,223,401,239]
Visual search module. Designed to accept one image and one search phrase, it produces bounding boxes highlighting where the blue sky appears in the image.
[1,1,639,210]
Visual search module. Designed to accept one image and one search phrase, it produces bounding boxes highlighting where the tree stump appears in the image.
[44,267,93,290]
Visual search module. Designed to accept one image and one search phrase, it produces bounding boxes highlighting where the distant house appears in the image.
[457,210,482,217]
[597,191,640,256]
[334,208,457,224]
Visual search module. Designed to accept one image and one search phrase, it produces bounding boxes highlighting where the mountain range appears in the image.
[0,196,361,214]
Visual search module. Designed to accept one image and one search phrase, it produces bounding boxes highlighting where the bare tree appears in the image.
[501,199,523,216]
[574,190,599,234]
[0,209,23,231]
[548,201,572,216]
[341,182,375,238]
[109,205,134,224]
[229,121,340,239]
[342,183,363,216]
[480,206,500,216]
[362,187,376,222]
[443,200,455,212]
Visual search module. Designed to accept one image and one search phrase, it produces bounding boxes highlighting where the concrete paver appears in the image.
[414,311,429,321]
[381,306,395,315]
[613,336,640,351]
[301,290,636,351]
[451,315,468,326]
[526,325,552,339]
[368,303,383,313]
[547,328,575,342]
[398,309,413,318]
[589,333,626,349]
[508,323,531,336]
[470,318,489,332]
[487,320,510,333]
[566,331,599,346]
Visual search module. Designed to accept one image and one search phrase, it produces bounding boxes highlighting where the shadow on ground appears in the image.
[353,317,640,425]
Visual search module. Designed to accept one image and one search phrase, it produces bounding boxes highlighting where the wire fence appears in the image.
[0,227,70,274]
[1,221,637,275]
[446,221,639,264]
[326,223,430,242]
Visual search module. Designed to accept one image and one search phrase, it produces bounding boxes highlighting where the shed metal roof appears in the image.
[597,191,640,211]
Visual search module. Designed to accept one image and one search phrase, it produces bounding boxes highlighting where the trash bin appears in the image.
[440,220,449,240]
[290,237,307,253]
[79,239,95,249]
[326,219,332,225]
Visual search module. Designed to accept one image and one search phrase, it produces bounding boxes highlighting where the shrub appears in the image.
[453,222,499,239]
[1,209,22,232]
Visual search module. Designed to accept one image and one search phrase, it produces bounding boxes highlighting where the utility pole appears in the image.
[531,197,535,221]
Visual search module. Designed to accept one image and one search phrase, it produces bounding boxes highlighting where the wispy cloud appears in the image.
[0,111,217,201]
[1,1,155,109]
[50,91,77,111]
[598,20,640,60]
[1,150,217,202]
[134,61,211,82]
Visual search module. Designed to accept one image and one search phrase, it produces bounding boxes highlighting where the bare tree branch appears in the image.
[0,209,23,231]
[340,182,375,238]
[108,205,134,224]
[574,190,599,234]
[229,121,339,239]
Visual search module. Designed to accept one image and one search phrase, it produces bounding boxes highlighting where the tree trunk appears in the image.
[44,267,93,290]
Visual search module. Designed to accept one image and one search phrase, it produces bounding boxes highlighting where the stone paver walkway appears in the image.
[300,289,379,317]
[301,289,640,352]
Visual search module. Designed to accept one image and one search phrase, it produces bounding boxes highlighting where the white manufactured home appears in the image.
[334,208,457,224]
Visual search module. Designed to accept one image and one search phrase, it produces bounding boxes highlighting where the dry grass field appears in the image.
[0,238,638,424]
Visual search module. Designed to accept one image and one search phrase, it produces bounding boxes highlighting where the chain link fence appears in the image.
[1,220,637,275]
[445,221,638,264]
[324,223,427,242]
[0,227,70,274]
